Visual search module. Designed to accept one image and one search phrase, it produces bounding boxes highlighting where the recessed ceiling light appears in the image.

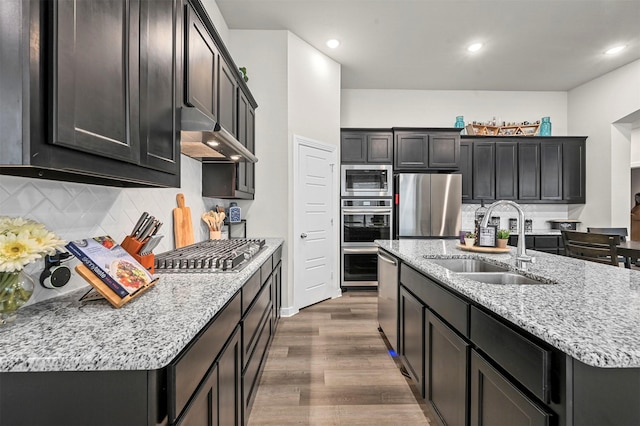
[467,43,483,52]
[605,45,626,55]
[326,39,340,49]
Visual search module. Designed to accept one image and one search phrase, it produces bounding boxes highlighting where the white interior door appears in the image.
[293,135,339,311]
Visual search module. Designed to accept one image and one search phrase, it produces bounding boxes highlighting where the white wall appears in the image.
[227,29,341,311]
[341,90,568,134]
[568,59,640,228]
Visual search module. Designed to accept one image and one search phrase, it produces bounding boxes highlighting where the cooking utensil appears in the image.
[139,219,159,241]
[173,193,194,248]
[140,235,164,255]
[131,212,149,236]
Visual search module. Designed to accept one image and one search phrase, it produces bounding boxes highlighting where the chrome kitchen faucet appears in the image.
[481,200,535,271]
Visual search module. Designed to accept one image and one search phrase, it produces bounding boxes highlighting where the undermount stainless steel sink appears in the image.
[427,258,510,273]
[457,272,553,285]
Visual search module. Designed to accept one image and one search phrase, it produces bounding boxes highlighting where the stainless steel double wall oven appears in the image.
[340,164,393,288]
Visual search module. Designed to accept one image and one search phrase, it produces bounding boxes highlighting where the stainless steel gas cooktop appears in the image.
[154,239,266,273]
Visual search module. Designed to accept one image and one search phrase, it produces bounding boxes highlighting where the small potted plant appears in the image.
[464,232,476,247]
[496,229,510,248]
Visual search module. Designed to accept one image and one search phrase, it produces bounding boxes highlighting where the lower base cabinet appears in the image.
[470,350,551,426]
[399,286,425,396]
[426,312,469,426]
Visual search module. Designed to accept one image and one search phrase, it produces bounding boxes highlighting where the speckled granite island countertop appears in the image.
[0,238,284,373]
[376,239,640,369]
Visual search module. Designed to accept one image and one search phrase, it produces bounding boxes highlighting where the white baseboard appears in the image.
[280,306,299,317]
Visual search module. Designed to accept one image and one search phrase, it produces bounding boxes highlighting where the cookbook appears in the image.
[66,236,154,298]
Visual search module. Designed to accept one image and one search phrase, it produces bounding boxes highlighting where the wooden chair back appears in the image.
[561,230,621,266]
[586,227,628,242]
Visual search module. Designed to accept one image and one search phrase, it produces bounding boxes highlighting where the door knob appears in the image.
[300,233,307,239]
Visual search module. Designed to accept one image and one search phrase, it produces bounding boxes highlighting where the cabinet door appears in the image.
[426,312,469,426]
[219,327,242,426]
[272,262,282,329]
[460,141,473,201]
[52,0,140,163]
[367,133,393,163]
[470,350,551,426]
[540,142,562,201]
[563,139,586,203]
[218,58,238,136]
[472,142,495,201]
[518,142,540,201]
[395,132,429,170]
[236,90,251,194]
[428,134,460,169]
[495,142,518,200]
[185,4,218,122]
[139,0,179,174]
[341,132,367,163]
[178,364,218,426]
[399,286,425,397]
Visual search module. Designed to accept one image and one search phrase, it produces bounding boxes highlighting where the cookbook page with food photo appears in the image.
[66,236,154,298]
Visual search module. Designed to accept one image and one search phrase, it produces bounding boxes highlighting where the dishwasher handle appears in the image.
[378,252,398,266]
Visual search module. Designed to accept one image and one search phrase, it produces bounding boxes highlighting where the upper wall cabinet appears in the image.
[185,4,219,123]
[340,130,393,164]
[394,129,461,171]
[460,136,587,204]
[0,0,180,187]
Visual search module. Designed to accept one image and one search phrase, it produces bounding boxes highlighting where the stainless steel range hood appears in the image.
[180,107,258,163]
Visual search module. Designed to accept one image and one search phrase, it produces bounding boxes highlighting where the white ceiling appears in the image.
[216,0,640,91]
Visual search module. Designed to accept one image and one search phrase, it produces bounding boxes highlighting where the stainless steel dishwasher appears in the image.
[377,249,399,352]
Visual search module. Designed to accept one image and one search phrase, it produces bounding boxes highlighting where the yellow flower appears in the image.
[0,216,65,272]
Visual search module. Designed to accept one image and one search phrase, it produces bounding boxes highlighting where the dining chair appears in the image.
[561,230,621,267]
[587,227,629,267]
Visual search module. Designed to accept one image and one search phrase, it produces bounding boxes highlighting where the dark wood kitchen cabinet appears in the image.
[426,312,470,426]
[218,58,239,137]
[1,0,180,187]
[563,139,586,203]
[495,142,518,200]
[52,0,180,180]
[399,286,426,396]
[340,130,393,164]
[460,140,473,201]
[237,90,256,195]
[394,129,460,171]
[472,142,495,200]
[518,142,541,200]
[185,2,219,123]
[540,141,563,201]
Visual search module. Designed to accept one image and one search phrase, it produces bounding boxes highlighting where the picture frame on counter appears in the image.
[478,225,497,247]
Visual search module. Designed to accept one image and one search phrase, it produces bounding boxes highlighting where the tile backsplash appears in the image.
[0,155,225,305]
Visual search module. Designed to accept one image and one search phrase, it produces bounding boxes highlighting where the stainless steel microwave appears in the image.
[340,164,393,197]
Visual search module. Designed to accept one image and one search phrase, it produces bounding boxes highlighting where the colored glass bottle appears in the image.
[539,117,552,136]
[454,116,465,128]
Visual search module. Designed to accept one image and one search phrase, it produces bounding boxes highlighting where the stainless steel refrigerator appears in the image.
[395,173,462,238]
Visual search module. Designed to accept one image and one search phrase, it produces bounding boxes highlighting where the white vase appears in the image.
[464,238,475,247]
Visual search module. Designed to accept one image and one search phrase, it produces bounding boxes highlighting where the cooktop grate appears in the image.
[154,239,266,273]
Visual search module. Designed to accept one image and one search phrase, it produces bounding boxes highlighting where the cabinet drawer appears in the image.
[243,307,272,413]
[242,277,272,368]
[273,245,282,266]
[260,255,273,282]
[401,264,469,337]
[169,291,241,423]
[242,270,261,314]
[470,307,551,403]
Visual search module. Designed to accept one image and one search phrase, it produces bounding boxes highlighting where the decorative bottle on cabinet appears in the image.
[454,116,465,128]
[539,117,552,136]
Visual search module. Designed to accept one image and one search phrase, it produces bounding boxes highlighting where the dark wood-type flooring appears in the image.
[248,291,434,425]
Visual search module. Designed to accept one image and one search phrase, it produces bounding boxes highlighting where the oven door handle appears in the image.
[342,209,392,214]
[342,247,380,254]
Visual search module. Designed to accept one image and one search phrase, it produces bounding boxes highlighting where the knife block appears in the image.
[121,235,155,273]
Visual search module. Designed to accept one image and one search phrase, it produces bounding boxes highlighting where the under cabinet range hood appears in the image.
[179,107,258,163]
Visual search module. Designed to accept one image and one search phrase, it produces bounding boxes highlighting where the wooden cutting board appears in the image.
[173,193,194,248]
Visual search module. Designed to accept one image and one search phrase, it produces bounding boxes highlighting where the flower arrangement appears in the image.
[465,232,476,239]
[0,216,65,324]
[497,229,510,240]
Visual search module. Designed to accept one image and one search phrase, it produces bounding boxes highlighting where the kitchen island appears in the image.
[0,238,283,426]
[377,238,640,426]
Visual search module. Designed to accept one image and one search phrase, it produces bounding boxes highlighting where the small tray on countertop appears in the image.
[456,244,511,253]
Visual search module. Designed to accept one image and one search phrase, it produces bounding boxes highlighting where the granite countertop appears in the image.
[0,238,284,373]
[376,239,640,369]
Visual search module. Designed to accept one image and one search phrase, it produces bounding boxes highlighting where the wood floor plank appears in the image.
[248,291,432,425]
